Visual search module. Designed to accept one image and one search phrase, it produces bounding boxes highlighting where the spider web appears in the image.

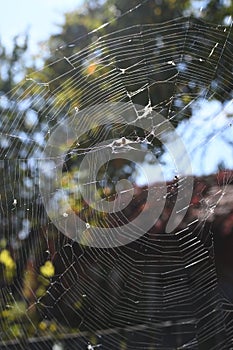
[0,3,233,349]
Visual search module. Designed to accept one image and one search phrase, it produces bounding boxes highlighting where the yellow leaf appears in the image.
[10,324,21,338]
[40,261,55,278]
[49,323,57,332]
[39,321,47,331]
[0,249,16,270]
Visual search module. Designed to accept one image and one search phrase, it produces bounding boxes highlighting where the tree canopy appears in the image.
[0,0,233,346]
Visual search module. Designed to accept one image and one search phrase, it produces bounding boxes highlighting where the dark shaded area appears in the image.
[3,170,231,349]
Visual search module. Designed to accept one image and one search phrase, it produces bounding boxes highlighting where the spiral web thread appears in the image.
[0,7,233,350]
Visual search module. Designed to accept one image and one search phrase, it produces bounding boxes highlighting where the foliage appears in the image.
[0,0,233,344]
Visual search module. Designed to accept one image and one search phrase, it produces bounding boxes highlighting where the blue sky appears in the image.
[136,98,233,185]
[0,0,82,54]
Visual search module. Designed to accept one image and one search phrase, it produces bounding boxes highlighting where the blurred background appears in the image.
[0,0,233,349]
